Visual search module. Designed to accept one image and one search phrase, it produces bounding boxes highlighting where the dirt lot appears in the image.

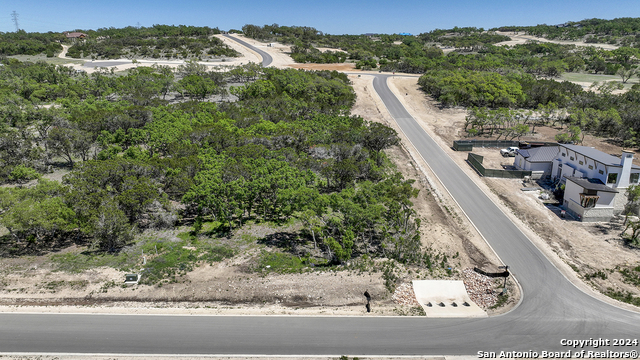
[388,77,640,311]
[494,31,619,50]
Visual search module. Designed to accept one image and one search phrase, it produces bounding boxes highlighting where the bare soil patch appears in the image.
[494,31,619,50]
[0,226,393,316]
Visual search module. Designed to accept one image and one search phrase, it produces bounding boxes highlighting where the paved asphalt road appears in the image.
[2,43,640,357]
[223,34,273,67]
[83,60,132,68]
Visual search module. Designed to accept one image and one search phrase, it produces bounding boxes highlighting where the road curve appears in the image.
[2,52,640,358]
[223,34,273,67]
[371,72,640,335]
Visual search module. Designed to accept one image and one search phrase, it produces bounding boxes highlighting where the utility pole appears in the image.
[11,11,20,32]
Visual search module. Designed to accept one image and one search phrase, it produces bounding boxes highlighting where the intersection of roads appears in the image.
[1,35,639,357]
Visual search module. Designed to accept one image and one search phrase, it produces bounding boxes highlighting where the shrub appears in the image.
[9,165,40,184]
[256,251,307,274]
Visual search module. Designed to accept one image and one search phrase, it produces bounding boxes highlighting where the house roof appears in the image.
[565,176,619,193]
[64,32,87,38]
[561,144,640,170]
[517,146,559,162]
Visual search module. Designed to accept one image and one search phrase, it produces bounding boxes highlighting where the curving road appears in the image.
[2,39,640,357]
[223,34,273,67]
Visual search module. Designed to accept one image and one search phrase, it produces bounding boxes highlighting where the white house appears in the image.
[514,146,559,178]
[515,144,640,222]
[563,176,619,222]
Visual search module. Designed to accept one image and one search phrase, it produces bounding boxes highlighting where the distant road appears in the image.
[2,36,640,358]
[2,75,640,358]
[223,34,273,67]
[83,60,132,68]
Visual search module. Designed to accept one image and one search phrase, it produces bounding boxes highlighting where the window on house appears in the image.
[562,153,566,157]
[588,165,593,170]
[599,170,604,175]
[570,157,575,161]
[579,160,584,165]
[631,173,640,184]
[607,173,618,184]
[580,193,599,208]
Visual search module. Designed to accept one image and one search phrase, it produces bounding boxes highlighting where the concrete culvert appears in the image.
[451,302,458,307]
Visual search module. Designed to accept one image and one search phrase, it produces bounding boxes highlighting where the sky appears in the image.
[2,0,640,35]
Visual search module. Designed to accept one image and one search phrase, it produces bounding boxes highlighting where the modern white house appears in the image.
[514,144,640,222]
[562,176,619,222]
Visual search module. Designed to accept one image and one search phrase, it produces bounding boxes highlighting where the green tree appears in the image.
[617,66,638,83]
[46,126,93,167]
[176,74,219,100]
[612,47,638,66]
[363,122,399,157]
[9,165,40,184]
[555,125,581,144]
[91,199,135,251]
[0,180,76,246]
[323,231,354,263]
[63,159,166,239]
[621,185,640,246]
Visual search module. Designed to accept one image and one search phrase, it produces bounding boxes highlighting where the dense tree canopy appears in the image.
[0,25,239,60]
[0,30,63,56]
[65,25,238,60]
[0,57,422,264]
[3,20,640,262]
[496,17,640,47]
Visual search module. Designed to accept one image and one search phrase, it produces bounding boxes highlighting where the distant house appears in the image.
[514,144,640,222]
[64,32,88,39]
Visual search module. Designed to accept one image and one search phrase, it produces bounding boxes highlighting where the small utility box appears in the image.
[124,274,140,284]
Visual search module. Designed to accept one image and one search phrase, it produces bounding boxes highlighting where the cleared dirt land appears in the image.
[494,31,620,50]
